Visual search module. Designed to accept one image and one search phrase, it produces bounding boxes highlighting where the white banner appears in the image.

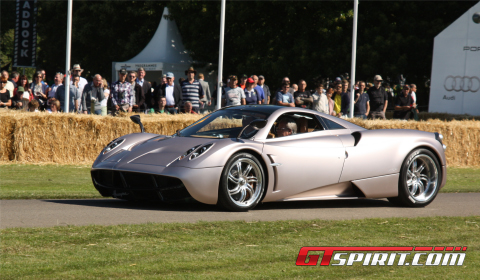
[429,2,480,116]
[114,62,163,71]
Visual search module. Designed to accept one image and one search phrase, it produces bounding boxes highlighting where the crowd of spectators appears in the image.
[0,66,419,120]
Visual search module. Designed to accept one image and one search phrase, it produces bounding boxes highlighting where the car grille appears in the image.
[91,170,191,202]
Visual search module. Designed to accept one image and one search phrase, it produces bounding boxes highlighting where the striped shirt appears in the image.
[181,79,204,108]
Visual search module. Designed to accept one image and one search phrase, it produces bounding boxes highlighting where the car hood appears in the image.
[103,136,218,167]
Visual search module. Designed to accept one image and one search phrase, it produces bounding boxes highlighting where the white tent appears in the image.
[112,7,214,86]
[429,2,480,116]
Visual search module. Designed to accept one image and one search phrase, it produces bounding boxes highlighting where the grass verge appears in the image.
[0,165,479,199]
[1,217,479,279]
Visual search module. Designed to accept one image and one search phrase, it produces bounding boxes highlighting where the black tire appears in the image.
[389,148,441,207]
[218,153,265,212]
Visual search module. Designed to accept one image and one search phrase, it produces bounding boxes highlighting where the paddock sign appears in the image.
[13,0,37,68]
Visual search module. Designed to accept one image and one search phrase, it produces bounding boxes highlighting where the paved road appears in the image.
[1,193,479,228]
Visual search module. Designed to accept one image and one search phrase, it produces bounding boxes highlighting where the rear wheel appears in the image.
[218,153,265,211]
[388,148,441,207]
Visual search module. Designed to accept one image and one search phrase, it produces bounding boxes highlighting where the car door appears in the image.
[260,113,346,199]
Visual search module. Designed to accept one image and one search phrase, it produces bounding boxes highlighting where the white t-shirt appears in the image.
[101,89,110,107]
[223,87,245,106]
[165,84,175,106]
[410,91,416,104]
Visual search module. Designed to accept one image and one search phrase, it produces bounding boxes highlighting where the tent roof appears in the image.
[123,7,193,64]
[435,1,480,39]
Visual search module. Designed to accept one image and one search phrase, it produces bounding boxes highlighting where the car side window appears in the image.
[318,116,346,130]
[268,113,324,138]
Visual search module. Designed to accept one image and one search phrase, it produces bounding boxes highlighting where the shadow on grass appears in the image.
[43,197,395,212]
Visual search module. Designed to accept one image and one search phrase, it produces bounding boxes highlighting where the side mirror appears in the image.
[130,115,145,133]
[236,119,267,140]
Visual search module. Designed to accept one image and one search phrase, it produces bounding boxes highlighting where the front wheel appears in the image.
[388,148,441,207]
[218,153,265,211]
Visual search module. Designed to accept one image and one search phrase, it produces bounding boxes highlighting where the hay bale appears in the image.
[1,110,479,166]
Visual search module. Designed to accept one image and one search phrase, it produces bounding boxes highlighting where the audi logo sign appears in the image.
[443,76,480,92]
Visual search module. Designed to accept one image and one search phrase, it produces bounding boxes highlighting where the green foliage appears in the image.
[0,0,476,107]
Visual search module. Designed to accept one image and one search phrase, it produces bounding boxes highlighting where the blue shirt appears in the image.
[275,91,294,105]
[254,85,265,103]
[244,88,259,105]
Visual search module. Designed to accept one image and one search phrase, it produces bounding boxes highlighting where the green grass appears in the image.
[0,164,479,199]
[1,217,479,279]
[0,164,98,199]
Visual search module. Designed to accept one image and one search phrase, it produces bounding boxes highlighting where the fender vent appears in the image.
[351,131,362,146]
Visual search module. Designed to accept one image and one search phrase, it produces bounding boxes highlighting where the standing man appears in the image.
[257,75,271,104]
[340,79,351,117]
[10,71,19,88]
[294,79,312,109]
[353,81,370,119]
[222,75,245,107]
[367,75,388,119]
[276,82,295,107]
[238,74,248,90]
[251,75,265,104]
[198,73,211,113]
[180,67,204,113]
[127,71,145,113]
[136,67,152,112]
[156,72,182,114]
[111,69,134,114]
[1,71,15,97]
[54,73,80,112]
[82,74,105,115]
[70,64,88,112]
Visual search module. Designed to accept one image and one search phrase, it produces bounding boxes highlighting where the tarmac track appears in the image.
[1,193,479,228]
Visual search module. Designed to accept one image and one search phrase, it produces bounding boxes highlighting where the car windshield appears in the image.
[177,109,270,139]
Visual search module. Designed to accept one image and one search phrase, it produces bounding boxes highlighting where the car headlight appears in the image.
[176,145,200,161]
[103,138,125,154]
[189,144,214,160]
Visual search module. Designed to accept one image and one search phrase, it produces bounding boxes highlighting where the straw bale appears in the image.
[1,110,479,166]
[0,112,17,161]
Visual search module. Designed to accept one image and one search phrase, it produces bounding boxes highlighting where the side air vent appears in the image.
[351,131,362,146]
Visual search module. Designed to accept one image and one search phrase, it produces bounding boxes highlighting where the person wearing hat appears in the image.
[70,64,88,112]
[238,74,248,90]
[180,67,204,113]
[155,72,182,114]
[111,68,134,114]
[257,75,271,104]
[244,78,261,105]
[366,75,388,119]
[222,75,245,107]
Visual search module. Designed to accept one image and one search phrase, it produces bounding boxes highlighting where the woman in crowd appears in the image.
[0,77,12,109]
[326,87,336,116]
[30,71,49,110]
[244,78,261,105]
[47,98,60,113]
[101,78,110,116]
[332,83,343,116]
[12,75,33,110]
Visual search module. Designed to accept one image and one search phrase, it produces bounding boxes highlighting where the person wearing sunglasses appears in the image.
[275,82,295,107]
[0,77,12,108]
[30,71,49,110]
[126,71,145,113]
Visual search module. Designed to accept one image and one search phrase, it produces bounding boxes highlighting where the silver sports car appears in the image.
[91,105,447,211]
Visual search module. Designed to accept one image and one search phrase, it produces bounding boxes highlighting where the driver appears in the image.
[276,117,297,137]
